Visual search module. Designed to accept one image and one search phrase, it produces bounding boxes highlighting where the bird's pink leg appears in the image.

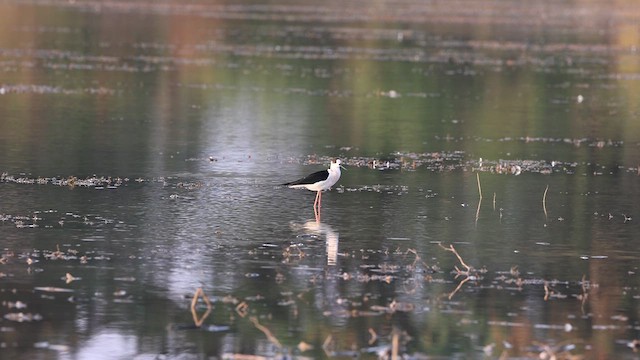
[314,191,321,222]
[313,191,320,209]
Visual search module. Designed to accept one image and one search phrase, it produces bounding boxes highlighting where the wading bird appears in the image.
[283,159,344,221]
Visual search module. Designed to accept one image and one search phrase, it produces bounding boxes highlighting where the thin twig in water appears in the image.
[475,173,483,224]
[439,243,478,299]
[543,185,549,220]
[448,276,471,300]
[405,248,428,269]
[322,335,334,357]
[250,316,282,348]
[492,192,496,211]
[391,329,399,360]
[368,328,377,345]
[544,281,550,301]
[235,301,249,318]
[439,243,471,273]
[579,274,589,314]
[190,287,212,327]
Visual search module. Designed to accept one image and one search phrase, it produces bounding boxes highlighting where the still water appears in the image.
[1,0,640,359]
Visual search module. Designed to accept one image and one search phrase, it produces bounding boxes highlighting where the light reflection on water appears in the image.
[1,0,640,358]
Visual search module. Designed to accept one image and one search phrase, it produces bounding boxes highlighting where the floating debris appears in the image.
[0,174,129,188]
[4,312,43,322]
[64,273,80,284]
[3,301,27,310]
[33,342,70,352]
[0,84,114,96]
[199,324,230,332]
[284,146,633,177]
[34,287,74,293]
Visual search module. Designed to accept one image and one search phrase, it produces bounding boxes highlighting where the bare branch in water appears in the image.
[190,287,212,327]
[439,243,472,273]
[250,316,282,349]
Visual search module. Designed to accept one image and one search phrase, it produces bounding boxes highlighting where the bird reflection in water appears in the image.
[294,220,339,266]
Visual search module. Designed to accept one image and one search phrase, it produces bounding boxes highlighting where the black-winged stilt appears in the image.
[283,159,344,220]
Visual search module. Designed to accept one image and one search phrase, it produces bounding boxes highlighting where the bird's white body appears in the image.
[286,159,342,192]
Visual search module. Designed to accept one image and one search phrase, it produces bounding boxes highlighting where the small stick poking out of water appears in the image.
[368,328,377,345]
[391,329,399,360]
[235,301,249,318]
[544,282,550,301]
[475,173,483,224]
[65,273,78,284]
[543,185,549,220]
[492,192,496,211]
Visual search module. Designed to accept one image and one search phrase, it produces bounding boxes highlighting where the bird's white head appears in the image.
[331,158,346,171]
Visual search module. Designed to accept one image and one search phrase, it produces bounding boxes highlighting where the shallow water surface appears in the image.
[2,0,640,359]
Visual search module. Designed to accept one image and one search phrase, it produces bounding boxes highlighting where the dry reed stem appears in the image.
[492,192,496,211]
[543,282,550,301]
[579,274,589,314]
[543,185,549,220]
[368,328,377,345]
[391,330,399,360]
[475,173,483,224]
[249,316,282,349]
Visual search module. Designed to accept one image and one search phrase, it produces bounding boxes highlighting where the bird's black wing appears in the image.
[282,170,329,186]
